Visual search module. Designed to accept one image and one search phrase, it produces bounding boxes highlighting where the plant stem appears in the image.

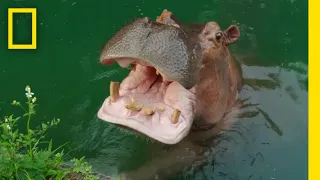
[18,104,27,113]
[27,98,33,159]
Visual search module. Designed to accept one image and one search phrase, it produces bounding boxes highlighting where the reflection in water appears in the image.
[257,108,283,136]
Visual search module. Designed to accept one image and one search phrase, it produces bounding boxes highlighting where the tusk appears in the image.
[171,109,181,124]
[110,81,120,103]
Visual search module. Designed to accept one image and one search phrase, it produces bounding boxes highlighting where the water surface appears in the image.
[0,0,307,179]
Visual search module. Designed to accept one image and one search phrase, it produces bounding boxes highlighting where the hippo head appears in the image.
[99,17,202,89]
[97,15,240,144]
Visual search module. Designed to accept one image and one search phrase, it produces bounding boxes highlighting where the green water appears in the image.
[0,0,308,179]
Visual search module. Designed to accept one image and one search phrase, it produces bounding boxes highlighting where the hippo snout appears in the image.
[99,17,203,89]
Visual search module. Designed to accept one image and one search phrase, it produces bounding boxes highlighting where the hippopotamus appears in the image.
[97,9,243,146]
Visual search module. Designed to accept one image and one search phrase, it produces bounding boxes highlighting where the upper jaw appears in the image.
[98,18,202,89]
[100,56,187,87]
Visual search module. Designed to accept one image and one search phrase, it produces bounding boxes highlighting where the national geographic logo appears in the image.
[7,8,37,49]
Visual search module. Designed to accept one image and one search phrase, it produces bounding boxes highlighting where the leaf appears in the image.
[46,169,57,176]
[8,115,14,121]
[11,116,21,125]
[48,140,52,152]
[1,134,9,141]
[1,142,11,147]
[12,130,19,139]
[29,109,36,115]
[15,155,34,169]
[55,169,71,180]
[36,151,52,161]
[34,174,45,180]
[13,116,21,121]
[41,123,48,130]
[0,153,14,177]
[52,142,69,154]
[33,136,45,149]
[16,138,29,145]
[21,169,38,180]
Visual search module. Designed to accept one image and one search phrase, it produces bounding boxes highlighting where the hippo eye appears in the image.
[216,32,223,40]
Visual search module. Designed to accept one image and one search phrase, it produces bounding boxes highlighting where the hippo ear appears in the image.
[224,25,240,45]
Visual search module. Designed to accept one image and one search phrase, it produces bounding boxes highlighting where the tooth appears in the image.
[125,103,142,111]
[131,98,136,103]
[157,106,165,112]
[156,69,160,75]
[143,108,154,116]
[171,109,181,124]
[110,81,120,103]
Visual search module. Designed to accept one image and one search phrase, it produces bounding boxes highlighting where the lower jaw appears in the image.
[96,65,196,144]
[97,100,192,144]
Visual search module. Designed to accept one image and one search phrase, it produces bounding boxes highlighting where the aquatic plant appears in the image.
[0,85,98,180]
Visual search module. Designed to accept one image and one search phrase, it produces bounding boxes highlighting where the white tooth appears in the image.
[143,108,155,116]
[110,81,120,103]
[156,69,160,75]
[171,109,181,124]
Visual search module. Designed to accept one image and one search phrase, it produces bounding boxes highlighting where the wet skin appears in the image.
[97,9,243,145]
[97,10,283,180]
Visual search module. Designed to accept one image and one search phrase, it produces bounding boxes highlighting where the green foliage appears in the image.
[0,85,98,180]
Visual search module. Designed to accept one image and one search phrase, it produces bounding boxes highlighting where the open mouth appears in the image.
[97,57,197,144]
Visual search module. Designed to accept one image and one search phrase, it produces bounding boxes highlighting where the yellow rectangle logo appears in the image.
[8,8,37,49]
